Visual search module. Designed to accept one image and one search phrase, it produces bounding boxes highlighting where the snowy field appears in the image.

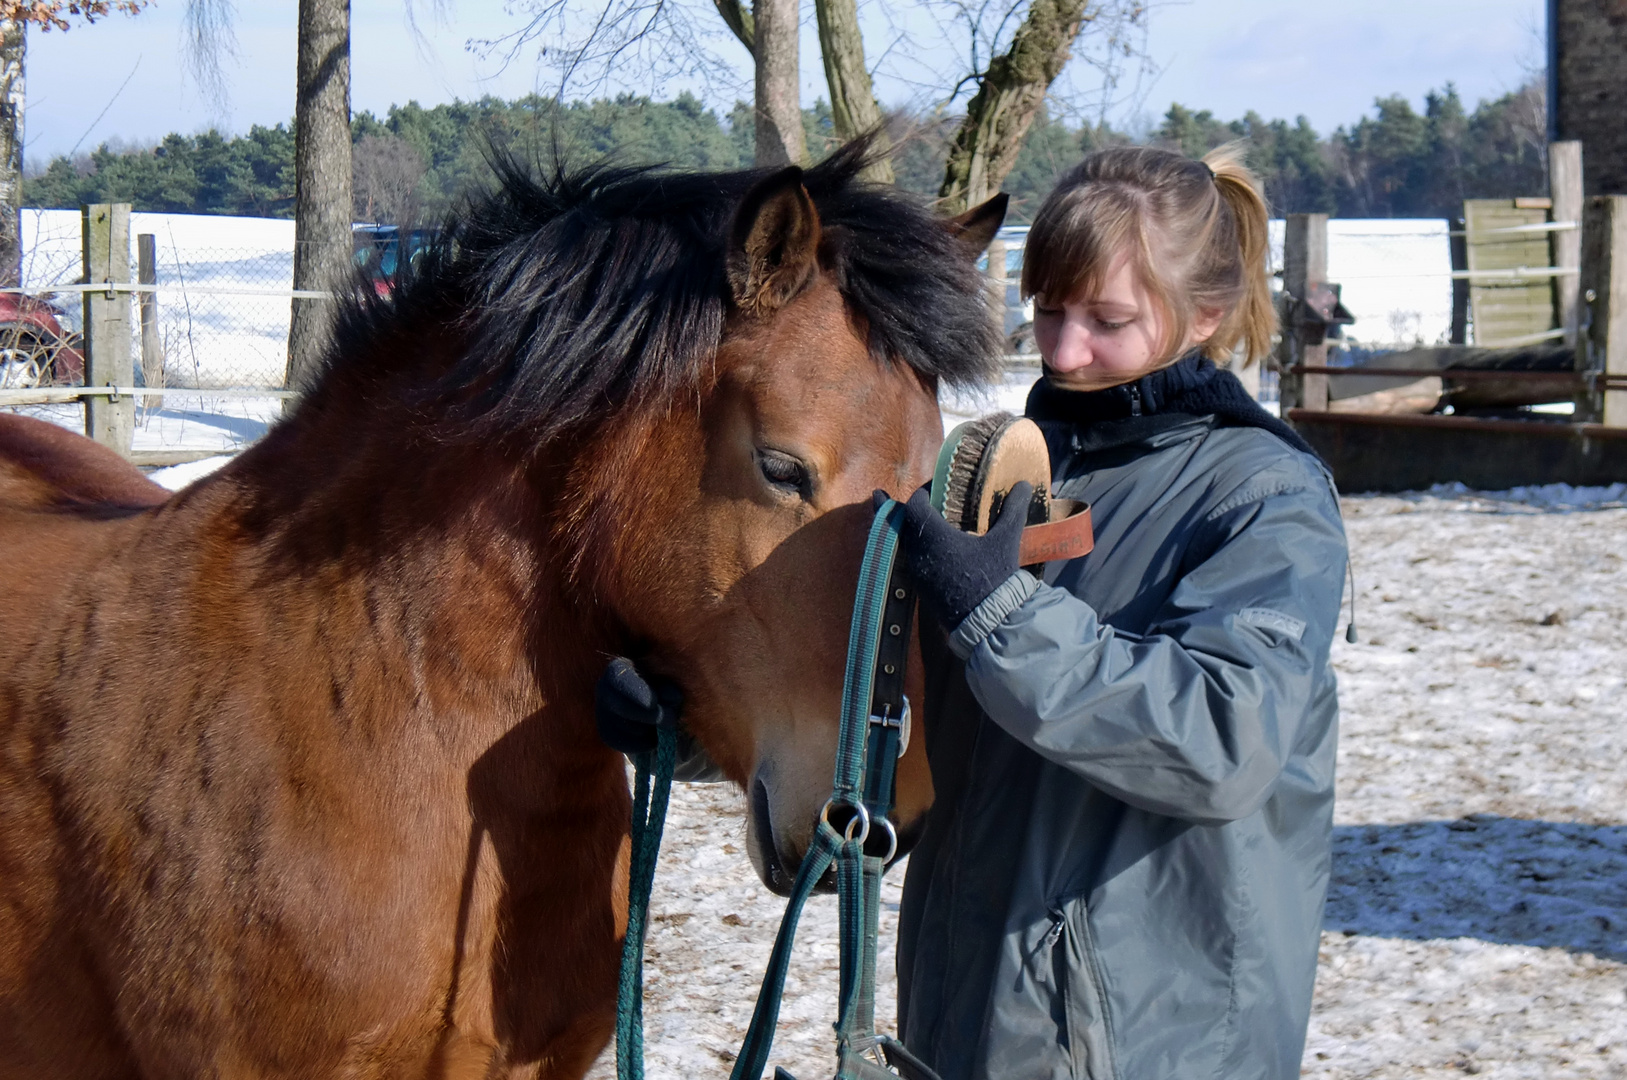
[137,387,1627,1077]
[22,209,298,390]
[585,483,1627,1080]
[998,219,1452,352]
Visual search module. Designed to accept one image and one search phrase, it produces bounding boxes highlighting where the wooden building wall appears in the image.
[1552,0,1627,195]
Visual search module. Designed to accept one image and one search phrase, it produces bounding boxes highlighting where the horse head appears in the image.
[569,157,1006,893]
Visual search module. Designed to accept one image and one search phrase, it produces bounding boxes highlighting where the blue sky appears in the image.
[24,0,1544,161]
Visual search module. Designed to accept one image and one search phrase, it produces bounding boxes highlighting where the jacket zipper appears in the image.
[1049,902,1123,1080]
[1127,384,1143,416]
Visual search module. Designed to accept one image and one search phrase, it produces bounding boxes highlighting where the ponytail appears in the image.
[1202,143,1276,366]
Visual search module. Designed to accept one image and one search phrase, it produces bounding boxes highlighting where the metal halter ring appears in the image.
[864,816,899,863]
[820,798,871,846]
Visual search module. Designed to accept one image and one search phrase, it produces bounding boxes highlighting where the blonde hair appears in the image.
[1021,142,1276,366]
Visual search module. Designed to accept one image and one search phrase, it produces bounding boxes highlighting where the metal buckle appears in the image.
[868,696,912,758]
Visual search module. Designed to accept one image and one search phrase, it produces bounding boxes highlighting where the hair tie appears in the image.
[1200,160,1216,181]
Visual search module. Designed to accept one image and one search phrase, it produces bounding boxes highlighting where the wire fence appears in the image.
[15,209,302,391]
[1,209,305,461]
[145,245,299,391]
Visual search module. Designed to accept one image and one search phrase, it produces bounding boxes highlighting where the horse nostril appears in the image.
[750,775,793,897]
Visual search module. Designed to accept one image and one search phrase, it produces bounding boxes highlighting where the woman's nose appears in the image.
[1048,316,1093,373]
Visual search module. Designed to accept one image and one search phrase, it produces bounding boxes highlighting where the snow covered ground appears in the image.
[8,396,280,458]
[22,209,298,390]
[17,205,1611,1075]
[940,367,1040,427]
[585,483,1627,1080]
[11,209,1451,451]
[998,219,1452,352]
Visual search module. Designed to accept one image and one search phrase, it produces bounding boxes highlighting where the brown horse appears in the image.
[0,146,1004,1079]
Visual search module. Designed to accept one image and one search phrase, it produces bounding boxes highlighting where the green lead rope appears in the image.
[616,721,678,1080]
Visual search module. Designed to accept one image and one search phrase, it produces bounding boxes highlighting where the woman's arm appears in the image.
[956,484,1347,825]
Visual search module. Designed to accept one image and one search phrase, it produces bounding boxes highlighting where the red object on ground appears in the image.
[0,292,84,386]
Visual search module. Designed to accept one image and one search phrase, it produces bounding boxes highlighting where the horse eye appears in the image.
[757,449,810,495]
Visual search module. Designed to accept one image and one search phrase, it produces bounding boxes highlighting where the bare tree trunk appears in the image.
[286,0,352,398]
[938,0,1091,213]
[0,20,23,289]
[752,0,804,167]
[814,0,892,183]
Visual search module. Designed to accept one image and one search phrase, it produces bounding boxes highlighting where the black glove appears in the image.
[595,657,683,756]
[882,481,1032,629]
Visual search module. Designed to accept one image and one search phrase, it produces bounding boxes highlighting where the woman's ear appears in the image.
[1193,306,1225,342]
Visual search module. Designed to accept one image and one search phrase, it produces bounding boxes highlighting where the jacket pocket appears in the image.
[1049,897,1121,1080]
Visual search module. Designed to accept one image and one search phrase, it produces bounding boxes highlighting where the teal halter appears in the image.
[616,498,934,1080]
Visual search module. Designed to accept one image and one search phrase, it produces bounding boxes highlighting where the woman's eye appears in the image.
[757,449,810,495]
[1097,319,1129,331]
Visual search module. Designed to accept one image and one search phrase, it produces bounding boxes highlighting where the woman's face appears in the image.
[1032,250,1220,392]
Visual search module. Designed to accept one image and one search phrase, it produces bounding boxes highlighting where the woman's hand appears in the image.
[882,481,1033,629]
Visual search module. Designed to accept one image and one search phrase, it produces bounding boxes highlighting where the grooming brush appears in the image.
[930,412,1096,569]
[932,413,1051,534]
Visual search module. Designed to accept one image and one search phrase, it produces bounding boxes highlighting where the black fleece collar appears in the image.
[1024,350,1319,459]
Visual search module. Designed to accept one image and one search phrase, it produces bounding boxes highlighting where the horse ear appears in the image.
[728,167,822,315]
[945,194,1009,258]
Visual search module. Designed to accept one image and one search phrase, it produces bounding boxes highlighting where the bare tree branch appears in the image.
[712,0,753,56]
[184,0,237,112]
[472,0,748,107]
[473,0,1148,198]
[938,0,1094,212]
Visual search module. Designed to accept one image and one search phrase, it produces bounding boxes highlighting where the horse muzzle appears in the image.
[746,766,920,897]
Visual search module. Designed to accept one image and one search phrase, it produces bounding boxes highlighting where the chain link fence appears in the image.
[4,210,307,461]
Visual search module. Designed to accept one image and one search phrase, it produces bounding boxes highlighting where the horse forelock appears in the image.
[317,138,1002,449]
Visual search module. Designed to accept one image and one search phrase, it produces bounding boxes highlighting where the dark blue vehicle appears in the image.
[351,225,437,295]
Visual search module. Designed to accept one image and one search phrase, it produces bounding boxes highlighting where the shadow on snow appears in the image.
[1326,815,1627,961]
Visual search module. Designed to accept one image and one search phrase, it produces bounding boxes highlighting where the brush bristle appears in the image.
[941,413,1012,531]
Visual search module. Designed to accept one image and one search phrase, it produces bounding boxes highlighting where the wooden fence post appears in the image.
[1579,194,1627,427]
[1276,213,1329,412]
[137,232,162,412]
[1550,141,1584,349]
[1448,217,1469,344]
[82,203,134,456]
[986,235,1008,342]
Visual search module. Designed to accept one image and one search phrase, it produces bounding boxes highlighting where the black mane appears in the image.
[324,141,1002,441]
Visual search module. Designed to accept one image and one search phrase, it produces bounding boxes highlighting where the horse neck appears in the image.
[214,356,619,762]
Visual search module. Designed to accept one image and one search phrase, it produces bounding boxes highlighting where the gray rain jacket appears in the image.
[897,413,1347,1080]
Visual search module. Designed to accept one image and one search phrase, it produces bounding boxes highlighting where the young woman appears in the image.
[892,145,1347,1080]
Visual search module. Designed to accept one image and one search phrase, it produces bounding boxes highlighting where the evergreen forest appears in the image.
[24,81,1548,223]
